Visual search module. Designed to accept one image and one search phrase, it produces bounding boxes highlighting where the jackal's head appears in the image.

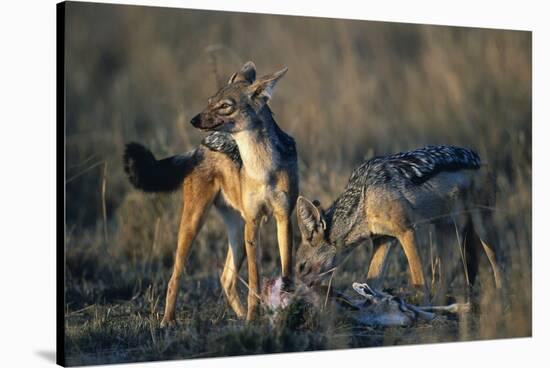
[295,197,349,287]
[190,61,287,132]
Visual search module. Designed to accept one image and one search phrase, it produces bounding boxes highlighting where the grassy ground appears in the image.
[63,2,532,366]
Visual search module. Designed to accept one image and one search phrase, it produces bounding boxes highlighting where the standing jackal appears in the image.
[124,62,298,323]
[295,145,502,301]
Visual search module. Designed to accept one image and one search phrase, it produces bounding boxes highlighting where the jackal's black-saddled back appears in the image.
[326,145,481,241]
[351,145,481,187]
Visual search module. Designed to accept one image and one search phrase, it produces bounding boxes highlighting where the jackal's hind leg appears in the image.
[218,207,246,318]
[465,221,503,290]
[431,225,456,305]
[220,246,246,318]
[161,179,216,328]
[244,220,260,321]
[480,239,503,289]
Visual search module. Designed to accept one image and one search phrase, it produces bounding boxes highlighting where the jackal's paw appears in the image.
[160,317,177,329]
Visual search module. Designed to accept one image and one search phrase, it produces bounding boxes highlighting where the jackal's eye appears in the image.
[217,100,235,115]
[217,100,233,108]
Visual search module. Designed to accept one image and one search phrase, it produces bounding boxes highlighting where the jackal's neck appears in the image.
[232,107,289,181]
[325,183,365,247]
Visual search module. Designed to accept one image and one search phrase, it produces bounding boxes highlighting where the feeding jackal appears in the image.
[295,145,502,301]
[124,62,298,323]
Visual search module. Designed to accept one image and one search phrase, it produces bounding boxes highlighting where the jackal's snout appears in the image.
[189,111,228,131]
[190,113,201,128]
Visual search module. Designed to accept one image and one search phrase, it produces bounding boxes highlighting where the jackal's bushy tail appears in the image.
[123,143,200,192]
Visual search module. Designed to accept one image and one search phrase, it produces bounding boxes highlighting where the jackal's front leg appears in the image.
[398,230,429,303]
[275,213,293,285]
[244,220,260,321]
[367,237,395,289]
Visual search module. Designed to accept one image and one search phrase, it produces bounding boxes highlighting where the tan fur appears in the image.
[296,165,502,303]
[365,237,395,288]
[232,129,282,181]
[156,62,299,325]
[160,145,298,325]
[362,167,502,297]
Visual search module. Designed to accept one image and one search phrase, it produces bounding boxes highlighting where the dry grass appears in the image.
[63,2,532,366]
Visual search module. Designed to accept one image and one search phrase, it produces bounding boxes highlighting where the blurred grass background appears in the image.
[63,2,531,366]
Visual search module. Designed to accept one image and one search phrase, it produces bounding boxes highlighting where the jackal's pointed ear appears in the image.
[297,196,326,244]
[228,61,257,84]
[247,66,288,102]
